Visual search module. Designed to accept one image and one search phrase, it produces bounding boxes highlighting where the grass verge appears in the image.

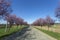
[0,26,25,39]
[35,27,60,40]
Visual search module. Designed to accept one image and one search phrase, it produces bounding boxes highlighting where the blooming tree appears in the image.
[45,16,55,30]
[5,14,15,32]
[15,17,24,27]
[0,0,12,17]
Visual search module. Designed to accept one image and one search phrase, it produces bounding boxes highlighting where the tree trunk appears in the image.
[17,25,19,29]
[48,26,49,30]
[5,21,8,32]
[8,24,12,32]
[41,25,42,29]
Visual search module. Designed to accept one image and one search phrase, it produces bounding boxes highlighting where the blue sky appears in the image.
[9,0,59,24]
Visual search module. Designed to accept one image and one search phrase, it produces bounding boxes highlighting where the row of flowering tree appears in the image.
[0,0,12,32]
[0,0,28,32]
[5,14,28,32]
[32,16,55,30]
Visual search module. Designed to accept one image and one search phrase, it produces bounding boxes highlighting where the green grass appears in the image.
[35,27,60,40]
[0,26,25,39]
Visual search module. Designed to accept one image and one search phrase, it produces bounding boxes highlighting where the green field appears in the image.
[0,25,25,39]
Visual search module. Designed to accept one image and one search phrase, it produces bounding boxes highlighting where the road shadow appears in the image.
[1,26,31,40]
